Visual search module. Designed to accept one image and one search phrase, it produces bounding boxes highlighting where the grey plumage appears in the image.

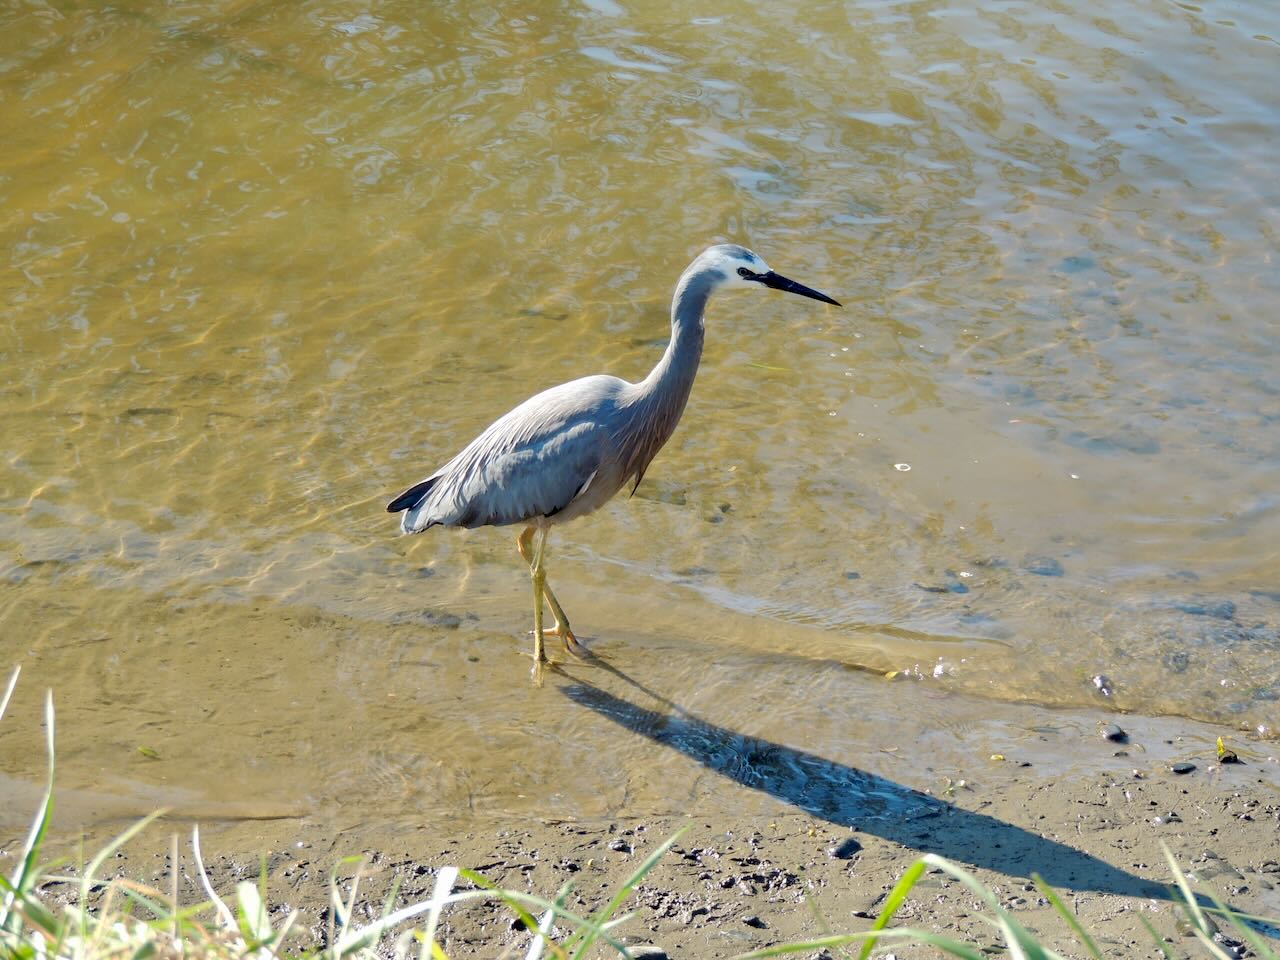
[387,244,839,670]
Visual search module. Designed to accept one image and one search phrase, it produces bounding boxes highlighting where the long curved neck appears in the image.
[638,267,711,414]
[621,267,713,477]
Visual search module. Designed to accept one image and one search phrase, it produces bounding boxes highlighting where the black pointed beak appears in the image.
[754,270,841,307]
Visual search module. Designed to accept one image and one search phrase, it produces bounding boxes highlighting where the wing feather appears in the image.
[394,376,629,532]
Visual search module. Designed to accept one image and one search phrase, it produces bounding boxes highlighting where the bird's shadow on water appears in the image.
[554,658,1214,909]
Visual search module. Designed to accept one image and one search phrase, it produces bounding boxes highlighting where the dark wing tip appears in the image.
[387,476,438,513]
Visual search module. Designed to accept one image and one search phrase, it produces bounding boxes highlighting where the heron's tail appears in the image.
[386,476,440,533]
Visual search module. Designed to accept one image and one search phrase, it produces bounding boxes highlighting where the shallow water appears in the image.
[1,0,1277,837]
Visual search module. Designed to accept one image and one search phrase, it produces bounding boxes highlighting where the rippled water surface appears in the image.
[1,0,1278,834]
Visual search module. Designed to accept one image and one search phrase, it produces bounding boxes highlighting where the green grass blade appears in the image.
[116,884,173,922]
[736,936,866,958]
[236,879,272,947]
[267,908,301,960]
[456,868,547,953]
[1161,842,1209,935]
[326,854,364,952]
[3,690,55,935]
[524,881,570,960]
[1206,897,1276,960]
[82,812,166,891]
[488,890,631,957]
[336,885,629,956]
[736,927,988,959]
[192,824,237,931]
[919,856,1069,960]
[1031,874,1103,960]
[420,865,457,958]
[886,929,991,960]
[996,913,1032,960]
[1191,927,1235,960]
[335,889,498,954]
[570,827,686,958]
[856,857,927,960]
[0,875,60,937]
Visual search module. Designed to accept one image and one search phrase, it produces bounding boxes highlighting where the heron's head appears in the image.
[692,244,841,306]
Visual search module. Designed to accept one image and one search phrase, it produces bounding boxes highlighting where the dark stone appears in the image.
[1171,762,1196,775]
[1021,555,1064,577]
[1103,723,1127,743]
[827,837,862,859]
[1213,933,1246,960]
[742,915,768,929]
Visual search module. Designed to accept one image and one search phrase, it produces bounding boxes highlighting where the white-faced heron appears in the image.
[387,244,840,669]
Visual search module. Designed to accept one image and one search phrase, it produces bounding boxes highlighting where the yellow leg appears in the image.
[528,526,548,666]
[542,581,585,657]
[517,526,583,657]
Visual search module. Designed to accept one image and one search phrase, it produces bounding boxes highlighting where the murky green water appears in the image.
[1,0,1277,837]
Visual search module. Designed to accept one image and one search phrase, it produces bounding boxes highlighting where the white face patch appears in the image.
[696,245,771,291]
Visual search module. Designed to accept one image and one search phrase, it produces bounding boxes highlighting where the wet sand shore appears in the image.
[34,711,1278,959]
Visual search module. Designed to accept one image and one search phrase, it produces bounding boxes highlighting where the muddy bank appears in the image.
[31,724,1280,959]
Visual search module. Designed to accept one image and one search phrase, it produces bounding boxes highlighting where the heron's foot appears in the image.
[553,624,585,658]
[530,623,585,658]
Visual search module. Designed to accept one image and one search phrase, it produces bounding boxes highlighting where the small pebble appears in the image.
[1171,762,1196,775]
[1103,723,1127,743]
[1092,675,1113,697]
[742,915,768,929]
[827,837,862,860]
[1212,934,1246,960]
